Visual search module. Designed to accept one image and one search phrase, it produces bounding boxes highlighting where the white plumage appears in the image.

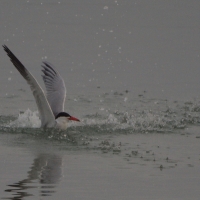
[3,45,80,129]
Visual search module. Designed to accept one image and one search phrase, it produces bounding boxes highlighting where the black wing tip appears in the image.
[41,61,57,74]
[2,44,10,53]
[3,45,15,61]
[2,45,17,61]
[2,45,27,77]
[2,45,15,60]
[2,44,7,48]
[42,61,51,67]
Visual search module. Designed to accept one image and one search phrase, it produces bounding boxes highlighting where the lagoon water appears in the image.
[0,1,200,199]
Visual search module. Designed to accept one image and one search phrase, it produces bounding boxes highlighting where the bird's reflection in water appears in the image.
[4,154,62,199]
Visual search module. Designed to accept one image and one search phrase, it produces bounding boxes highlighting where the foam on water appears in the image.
[8,109,41,128]
[1,97,200,135]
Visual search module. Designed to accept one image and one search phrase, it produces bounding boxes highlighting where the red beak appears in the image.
[69,116,80,122]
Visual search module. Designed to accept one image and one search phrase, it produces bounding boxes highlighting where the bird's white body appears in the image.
[55,117,69,130]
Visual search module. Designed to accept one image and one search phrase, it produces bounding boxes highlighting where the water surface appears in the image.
[0,1,200,199]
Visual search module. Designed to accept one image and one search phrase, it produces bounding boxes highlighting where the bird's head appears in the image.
[55,112,80,122]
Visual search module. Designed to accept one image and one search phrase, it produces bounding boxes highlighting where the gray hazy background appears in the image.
[0,0,200,109]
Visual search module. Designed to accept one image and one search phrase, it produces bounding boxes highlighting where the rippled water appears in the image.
[2,93,200,134]
[1,94,200,199]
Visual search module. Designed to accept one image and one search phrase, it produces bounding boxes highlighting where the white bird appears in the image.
[3,45,80,130]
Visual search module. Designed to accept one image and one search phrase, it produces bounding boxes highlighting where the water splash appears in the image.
[8,109,41,128]
[1,98,200,134]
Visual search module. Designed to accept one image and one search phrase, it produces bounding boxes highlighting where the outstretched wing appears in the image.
[41,61,66,117]
[3,45,55,128]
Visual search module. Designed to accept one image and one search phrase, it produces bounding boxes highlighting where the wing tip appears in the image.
[2,44,10,54]
[2,44,7,48]
[42,61,57,74]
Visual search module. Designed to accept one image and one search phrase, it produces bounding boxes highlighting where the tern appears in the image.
[3,45,80,130]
